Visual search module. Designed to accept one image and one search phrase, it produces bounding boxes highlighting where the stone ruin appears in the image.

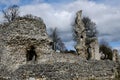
[88,39,101,60]
[74,10,87,59]
[0,14,88,71]
[74,10,119,61]
[0,10,102,71]
[0,11,119,80]
[0,15,84,72]
[0,17,53,70]
[0,10,117,71]
[74,10,100,60]
[113,49,119,62]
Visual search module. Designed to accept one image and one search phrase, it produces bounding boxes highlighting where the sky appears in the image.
[0,0,120,53]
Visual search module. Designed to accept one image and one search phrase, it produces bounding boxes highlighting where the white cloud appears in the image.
[0,0,20,6]
[20,3,73,31]
[0,0,120,49]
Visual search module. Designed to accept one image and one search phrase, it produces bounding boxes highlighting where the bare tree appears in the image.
[49,28,67,52]
[72,16,97,42]
[2,5,19,22]
[82,17,98,38]
[50,28,58,51]
[56,38,67,52]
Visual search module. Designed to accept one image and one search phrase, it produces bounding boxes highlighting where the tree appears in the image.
[72,16,98,42]
[56,38,67,52]
[50,28,58,51]
[99,39,113,60]
[2,5,19,22]
[82,17,98,38]
[49,28,67,52]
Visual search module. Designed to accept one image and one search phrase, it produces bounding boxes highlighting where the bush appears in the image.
[99,40,113,60]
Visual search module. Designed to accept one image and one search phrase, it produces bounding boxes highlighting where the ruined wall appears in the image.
[74,10,87,59]
[113,49,119,62]
[0,60,117,80]
[89,39,101,60]
[74,10,100,60]
[0,17,53,70]
[0,12,119,80]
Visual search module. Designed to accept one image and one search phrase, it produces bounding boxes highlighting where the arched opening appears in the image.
[80,35,83,41]
[87,45,91,60]
[26,45,37,61]
[81,35,83,38]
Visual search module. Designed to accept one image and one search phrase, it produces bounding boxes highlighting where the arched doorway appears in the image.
[26,45,37,62]
[87,45,91,60]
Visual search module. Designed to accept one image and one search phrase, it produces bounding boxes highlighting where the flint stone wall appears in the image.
[74,10,87,59]
[0,60,117,80]
[0,17,53,70]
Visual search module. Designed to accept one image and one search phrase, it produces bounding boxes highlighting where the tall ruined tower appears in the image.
[74,10,87,59]
[74,10,100,60]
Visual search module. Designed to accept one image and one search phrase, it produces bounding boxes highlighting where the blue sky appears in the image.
[0,0,120,8]
[93,0,120,6]
[0,0,120,52]
[0,0,73,10]
[43,0,75,3]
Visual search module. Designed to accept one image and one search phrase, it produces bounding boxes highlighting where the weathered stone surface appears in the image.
[0,60,117,80]
[118,55,120,63]
[0,17,53,71]
[74,10,100,60]
[113,49,119,62]
[0,16,86,71]
[74,10,87,59]
[0,12,119,80]
[89,38,100,60]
